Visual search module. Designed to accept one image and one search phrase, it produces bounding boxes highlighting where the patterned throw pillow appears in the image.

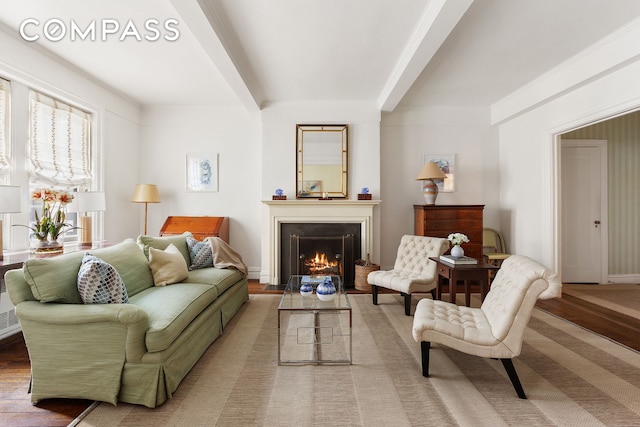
[186,236,214,270]
[77,253,129,304]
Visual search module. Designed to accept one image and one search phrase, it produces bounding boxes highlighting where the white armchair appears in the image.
[412,255,562,398]
[367,235,449,316]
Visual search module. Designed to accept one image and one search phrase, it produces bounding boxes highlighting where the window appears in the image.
[29,90,94,242]
[0,78,10,181]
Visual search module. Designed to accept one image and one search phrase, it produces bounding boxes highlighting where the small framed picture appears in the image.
[422,153,455,192]
[186,153,218,192]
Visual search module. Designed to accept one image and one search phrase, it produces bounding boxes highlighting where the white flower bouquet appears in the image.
[447,232,469,246]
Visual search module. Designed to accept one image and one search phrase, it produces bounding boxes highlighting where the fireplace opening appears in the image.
[280,223,361,287]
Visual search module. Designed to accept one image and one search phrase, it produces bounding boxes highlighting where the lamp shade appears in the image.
[416,162,446,181]
[0,185,21,213]
[131,184,160,203]
[67,192,106,213]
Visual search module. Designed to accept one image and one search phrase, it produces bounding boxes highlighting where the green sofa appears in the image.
[4,233,249,408]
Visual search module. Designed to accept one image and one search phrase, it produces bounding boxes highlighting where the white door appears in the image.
[560,139,607,283]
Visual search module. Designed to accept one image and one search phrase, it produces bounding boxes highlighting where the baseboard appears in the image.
[608,274,640,284]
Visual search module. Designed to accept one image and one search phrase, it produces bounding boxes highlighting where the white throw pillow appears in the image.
[149,243,189,286]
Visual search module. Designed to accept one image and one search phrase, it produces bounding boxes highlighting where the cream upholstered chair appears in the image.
[368,235,449,316]
[412,255,562,398]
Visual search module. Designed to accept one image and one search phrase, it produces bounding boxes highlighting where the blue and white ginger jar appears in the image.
[316,277,336,301]
[300,282,313,296]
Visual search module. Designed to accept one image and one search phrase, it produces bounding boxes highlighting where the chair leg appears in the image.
[421,341,430,377]
[500,359,527,399]
[372,285,378,305]
[401,292,411,316]
[430,289,436,299]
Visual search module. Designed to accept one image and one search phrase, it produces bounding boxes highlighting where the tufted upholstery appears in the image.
[412,254,562,398]
[367,235,449,315]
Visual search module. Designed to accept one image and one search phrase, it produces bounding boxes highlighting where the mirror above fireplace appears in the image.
[296,124,348,199]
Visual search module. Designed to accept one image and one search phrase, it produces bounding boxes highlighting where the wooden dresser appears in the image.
[160,216,229,243]
[413,205,484,260]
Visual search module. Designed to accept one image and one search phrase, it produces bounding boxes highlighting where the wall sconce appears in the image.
[131,184,160,235]
[0,185,22,260]
[416,162,446,205]
[68,191,106,247]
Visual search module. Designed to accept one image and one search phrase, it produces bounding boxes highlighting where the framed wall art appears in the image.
[422,153,455,192]
[186,153,219,192]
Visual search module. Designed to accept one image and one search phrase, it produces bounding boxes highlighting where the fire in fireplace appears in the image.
[304,251,340,275]
[280,223,361,287]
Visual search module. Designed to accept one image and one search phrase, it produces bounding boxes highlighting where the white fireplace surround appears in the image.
[261,199,381,284]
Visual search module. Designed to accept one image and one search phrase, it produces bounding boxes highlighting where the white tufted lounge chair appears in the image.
[367,235,449,316]
[412,254,562,398]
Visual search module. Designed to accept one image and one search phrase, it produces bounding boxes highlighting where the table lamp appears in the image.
[416,162,446,205]
[68,191,106,246]
[0,185,21,260]
[131,184,160,235]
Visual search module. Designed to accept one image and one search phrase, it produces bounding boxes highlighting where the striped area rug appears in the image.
[75,294,640,427]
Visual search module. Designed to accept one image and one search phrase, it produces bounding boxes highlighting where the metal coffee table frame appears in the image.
[278,275,352,365]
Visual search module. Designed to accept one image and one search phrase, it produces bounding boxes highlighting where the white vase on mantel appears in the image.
[450,245,464,258]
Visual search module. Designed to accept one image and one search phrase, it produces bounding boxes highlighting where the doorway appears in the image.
[558,109,640,285]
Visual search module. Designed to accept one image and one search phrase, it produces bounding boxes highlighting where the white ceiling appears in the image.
[1,0,640,110]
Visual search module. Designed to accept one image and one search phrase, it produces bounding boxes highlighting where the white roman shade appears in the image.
[0,78,10,174]
[29,90,92,186]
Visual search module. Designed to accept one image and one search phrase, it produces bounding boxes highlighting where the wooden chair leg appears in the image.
[401,292,411,316]
[500,359,527,399]
[430,289,436,299]
[421,341,430,377]
[372,285,379,305]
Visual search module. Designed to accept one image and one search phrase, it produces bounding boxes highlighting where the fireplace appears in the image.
[280,223,361,287]
[262,199,380,285]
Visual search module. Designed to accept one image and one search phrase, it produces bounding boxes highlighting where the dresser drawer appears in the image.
[424,209,483,220]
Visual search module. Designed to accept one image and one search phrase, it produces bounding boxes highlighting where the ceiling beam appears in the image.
[170,0,262,111]
[378,0,474,112]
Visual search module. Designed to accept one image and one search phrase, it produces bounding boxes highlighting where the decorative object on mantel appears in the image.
[354,253,380,291]
[16,188,75,255]
[358,187,372,200]
[272,188,287,200]
[416,161,447,205]
[0,185,21,260]
[319,192,332,200]
[131,184,160,235]
[448,232,469,258]
[67,191,106,247]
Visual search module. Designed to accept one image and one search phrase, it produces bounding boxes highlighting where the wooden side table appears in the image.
[430,257,499,307]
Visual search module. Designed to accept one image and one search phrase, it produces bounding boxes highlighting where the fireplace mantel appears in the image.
[261,199,381,284]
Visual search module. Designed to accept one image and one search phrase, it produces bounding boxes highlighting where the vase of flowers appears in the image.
[20,189,75,254]
[448,232,469,258]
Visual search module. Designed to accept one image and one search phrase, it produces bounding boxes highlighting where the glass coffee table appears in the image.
[278,275,352,365]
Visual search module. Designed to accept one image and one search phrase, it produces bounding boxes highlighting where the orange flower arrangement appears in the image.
[24,189,75,241]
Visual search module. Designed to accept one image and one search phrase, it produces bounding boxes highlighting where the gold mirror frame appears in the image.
[296,124,348,199]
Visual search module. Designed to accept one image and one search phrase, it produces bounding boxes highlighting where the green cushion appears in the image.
[183,268,244,295]
[23,252,86,303]
[90,240,154,297]
[23,239,153,303]
[128,283,219,353]
[137,232,193,266]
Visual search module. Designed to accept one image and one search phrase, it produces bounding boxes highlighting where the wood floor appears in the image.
[1,280,638,427]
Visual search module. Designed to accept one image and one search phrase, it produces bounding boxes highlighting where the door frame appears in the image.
[558,138,608,284]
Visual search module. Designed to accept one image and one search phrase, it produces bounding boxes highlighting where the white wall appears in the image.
[139,106,262,276]
[0,27,141,249]
[379,106,500,269]
[497,57,640,273]
[258,101,382,281]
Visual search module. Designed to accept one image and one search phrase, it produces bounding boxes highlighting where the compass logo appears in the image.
[19,18,180,42]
